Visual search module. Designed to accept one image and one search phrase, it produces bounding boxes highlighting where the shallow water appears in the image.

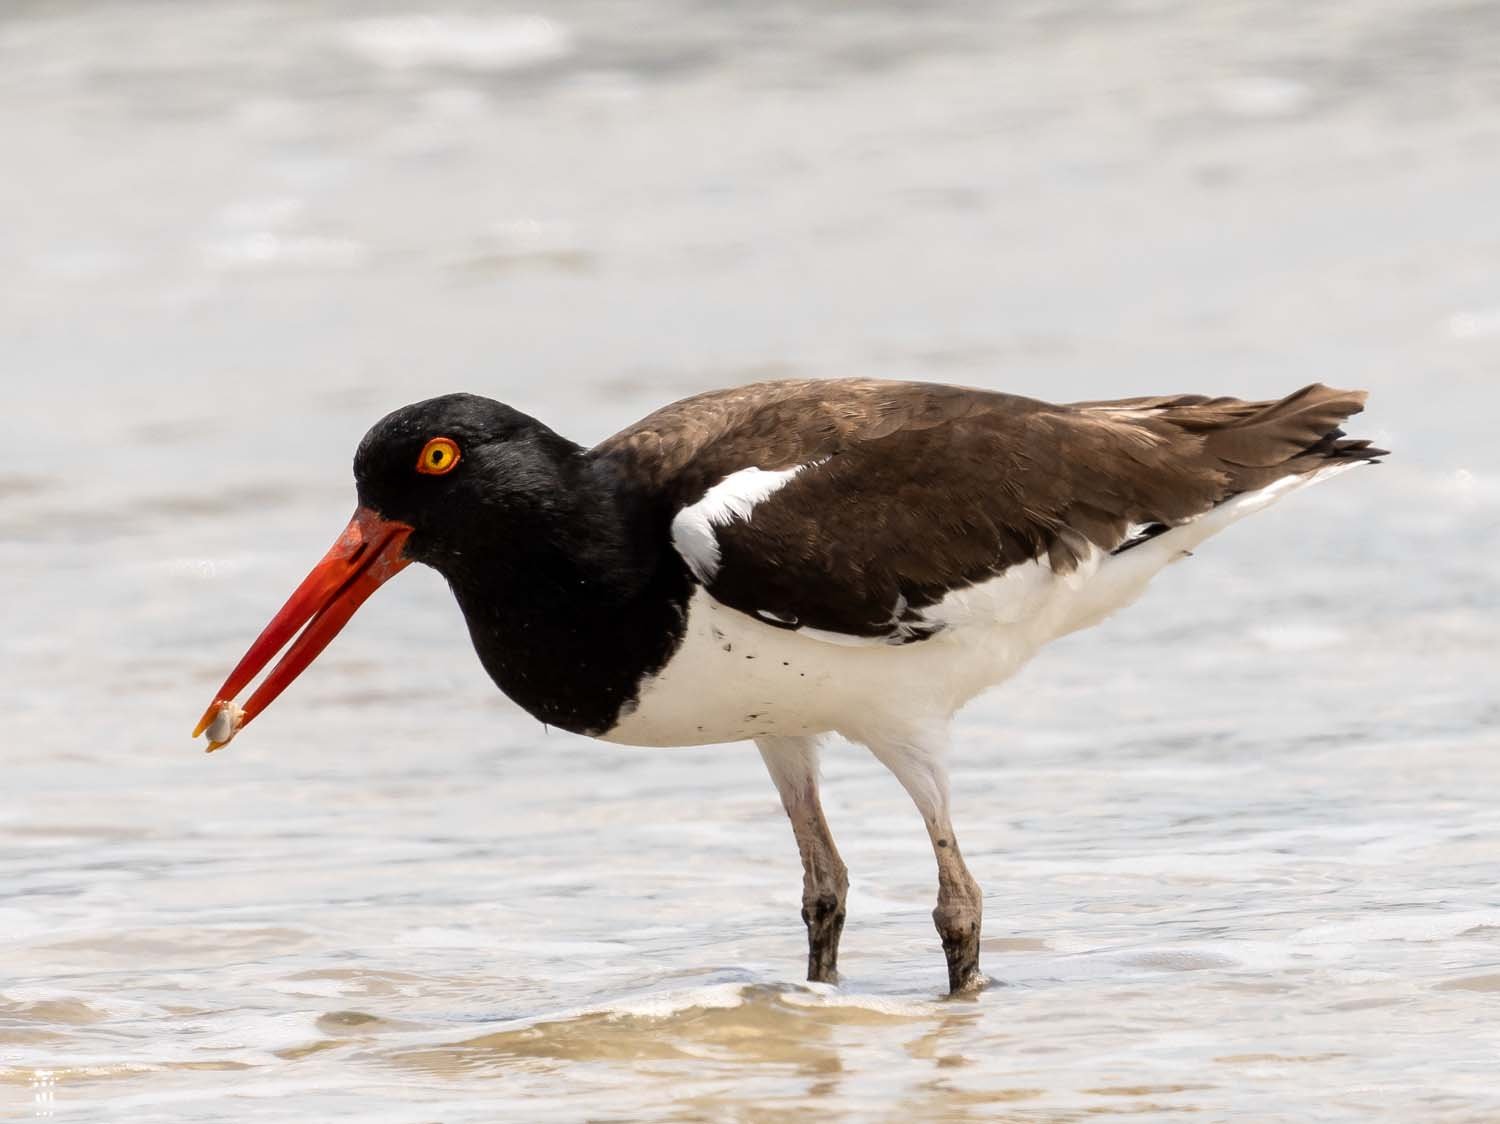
[2,1,1498,1120]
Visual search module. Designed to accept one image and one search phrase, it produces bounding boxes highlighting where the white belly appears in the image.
[598,551,1132,748]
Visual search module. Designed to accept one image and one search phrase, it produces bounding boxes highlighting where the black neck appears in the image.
[432,448,692,735]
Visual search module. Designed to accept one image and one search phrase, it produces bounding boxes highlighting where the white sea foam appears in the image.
[1210,76,1312,119]
[1290,910,1500,947]
[777,988,941,1017]
[1447,307,1500,340]
[1248,623,1348,652]
[338,15,573,72]
[202,232,367,272]
[603,982,751,1019]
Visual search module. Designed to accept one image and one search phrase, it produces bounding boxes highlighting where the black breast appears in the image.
[448,555,694,736]
[436,457,698,737]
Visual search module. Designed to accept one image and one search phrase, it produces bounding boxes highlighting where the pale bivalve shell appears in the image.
[203,702,245,751]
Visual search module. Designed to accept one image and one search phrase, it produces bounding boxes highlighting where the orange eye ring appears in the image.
[416,437,461,476]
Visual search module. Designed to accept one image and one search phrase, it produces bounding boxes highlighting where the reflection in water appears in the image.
[2,0,1498,1120]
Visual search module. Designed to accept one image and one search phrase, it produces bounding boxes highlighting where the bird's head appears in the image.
[352,393,579,562]
[192,393,572,751]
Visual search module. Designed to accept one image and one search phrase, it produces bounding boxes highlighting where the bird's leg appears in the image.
[927,815,984,994]
[859,725,985,994]
[755,735,848,984]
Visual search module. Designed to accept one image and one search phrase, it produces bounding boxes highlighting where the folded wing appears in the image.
[594,379,1382,644]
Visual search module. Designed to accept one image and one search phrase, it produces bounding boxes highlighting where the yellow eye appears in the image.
[416,436,461,476]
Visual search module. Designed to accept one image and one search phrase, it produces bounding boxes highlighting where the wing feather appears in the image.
[594,379,1380,643]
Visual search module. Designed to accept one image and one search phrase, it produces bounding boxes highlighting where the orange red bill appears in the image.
[193,506,413,750]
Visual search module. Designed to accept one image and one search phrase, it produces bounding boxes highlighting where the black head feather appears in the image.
[353,393,584,568]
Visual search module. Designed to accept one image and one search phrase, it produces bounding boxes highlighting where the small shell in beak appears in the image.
[202,701,245,752]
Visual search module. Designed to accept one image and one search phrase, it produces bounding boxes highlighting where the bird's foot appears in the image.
[935,902,983,995]
[941,934,986,995]
[803,894,846,984]
[944,964,990,996]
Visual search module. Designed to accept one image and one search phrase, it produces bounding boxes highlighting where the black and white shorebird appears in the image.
[195,379,1383,992]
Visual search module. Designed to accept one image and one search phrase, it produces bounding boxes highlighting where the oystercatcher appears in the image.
[194,379,1383,992]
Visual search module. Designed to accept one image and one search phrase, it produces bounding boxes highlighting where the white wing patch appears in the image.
[670,463,819,583]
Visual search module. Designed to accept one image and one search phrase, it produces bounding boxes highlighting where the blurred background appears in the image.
[2,2,1497,1121]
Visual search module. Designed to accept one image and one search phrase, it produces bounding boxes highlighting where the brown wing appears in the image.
[595,379,1381,642]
